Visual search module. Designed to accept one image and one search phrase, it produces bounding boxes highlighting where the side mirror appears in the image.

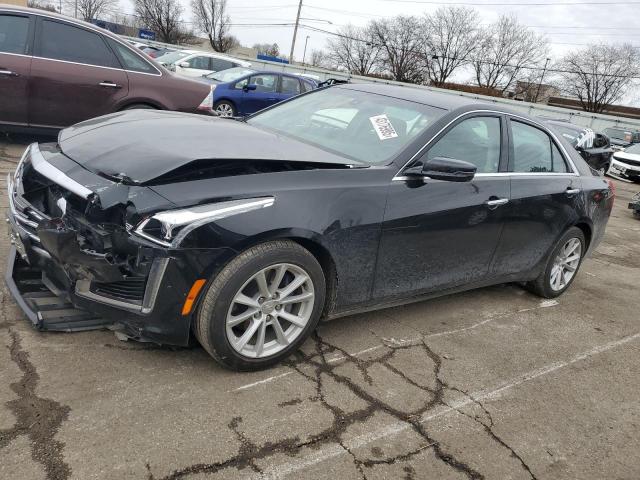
[243,84,258,92]
[178,62,190,69]
[421,157,477,182]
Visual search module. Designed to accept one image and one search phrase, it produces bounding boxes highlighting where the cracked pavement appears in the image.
[1,134,640,480]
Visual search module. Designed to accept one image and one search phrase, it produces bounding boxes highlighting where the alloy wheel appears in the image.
[549,238,582,291]
[226,263,315,358]
[215,103,234,117]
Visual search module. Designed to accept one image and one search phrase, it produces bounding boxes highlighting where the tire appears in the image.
[194,240,326,371]
[599,163,610,176]
[213,100,236,117]
[123,103,156,110]
[525,226,586,299]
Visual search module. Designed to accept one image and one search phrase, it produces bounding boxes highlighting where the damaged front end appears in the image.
[5,143,197,344]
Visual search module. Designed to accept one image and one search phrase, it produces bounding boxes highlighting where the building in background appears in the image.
[5,0,27,5]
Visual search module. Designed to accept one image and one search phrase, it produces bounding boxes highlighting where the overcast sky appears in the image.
[120,0,640,102]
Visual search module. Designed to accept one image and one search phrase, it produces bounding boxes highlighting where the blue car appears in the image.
[202,69,317,117]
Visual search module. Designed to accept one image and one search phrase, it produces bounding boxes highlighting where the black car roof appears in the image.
[338,82,519,113]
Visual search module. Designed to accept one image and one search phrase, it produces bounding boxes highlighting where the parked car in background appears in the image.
[210,71,317,117]
[140,45,175,59]
[609,143,640,182]
[156,49,251,78]
[6,84,613,370]
[603,126,640,151]
[545,120,614,174]
[0,6,213,131]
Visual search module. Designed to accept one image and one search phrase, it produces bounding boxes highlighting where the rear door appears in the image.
[374,114,511,298]
[210,58,236,74]
[491,118,582,277]
[30,17,129,128]
[277,75,302,103]
[0,12,33,126]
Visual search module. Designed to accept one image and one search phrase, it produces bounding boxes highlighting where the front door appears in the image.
[374,114,510,299]
[0,12,33,126]
[243,73,279,114]
[177,55,213,77]
[491,118,583,276]
[29,17,128,128]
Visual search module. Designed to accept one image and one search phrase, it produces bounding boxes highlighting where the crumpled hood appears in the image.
[58,110,355,184]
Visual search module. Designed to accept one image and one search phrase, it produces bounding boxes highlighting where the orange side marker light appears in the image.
[181,279,207,316]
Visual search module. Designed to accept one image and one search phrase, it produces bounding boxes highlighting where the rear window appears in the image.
[38,20,118,68]
[0,14,29,54]
[107,38,158,74]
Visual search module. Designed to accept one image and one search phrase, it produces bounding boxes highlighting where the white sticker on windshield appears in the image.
[369,114,398,140]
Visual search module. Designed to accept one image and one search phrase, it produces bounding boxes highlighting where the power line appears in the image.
[299,23,640,80]
[376,0,640,5]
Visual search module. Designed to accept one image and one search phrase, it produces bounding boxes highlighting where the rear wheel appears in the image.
[526,226,586,298]
[598,163,610,176]
[213,100,236,117]
[194,240,325,370]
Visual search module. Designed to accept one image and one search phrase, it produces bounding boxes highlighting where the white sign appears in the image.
[369,114,398,140]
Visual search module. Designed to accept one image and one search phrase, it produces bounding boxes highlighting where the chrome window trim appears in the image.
[0,8,162,76]
[392,172,580,182]
[395,109,580,179]
[29,143,94,199]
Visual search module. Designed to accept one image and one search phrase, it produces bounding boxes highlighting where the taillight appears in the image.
[607,179,616,197]
[197,86,215,111]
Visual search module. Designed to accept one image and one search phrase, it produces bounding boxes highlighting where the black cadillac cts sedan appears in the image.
[6,84,614,370]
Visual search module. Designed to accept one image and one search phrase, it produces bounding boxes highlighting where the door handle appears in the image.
[485,198,509,209]
[0,69,19,77]
[566,188,581,196]
[98,81,121,88]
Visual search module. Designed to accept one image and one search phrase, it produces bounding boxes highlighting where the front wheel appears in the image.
[599,163,610,176]
[526,227,586,298]
[194,240,326,370]
[213,100,236,117]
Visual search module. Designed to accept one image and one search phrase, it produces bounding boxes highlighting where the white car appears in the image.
[155,50,251,78]
[609,143,640,183]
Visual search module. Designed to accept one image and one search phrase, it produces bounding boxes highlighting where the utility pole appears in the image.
[302,35,310,65]
[289,0,303,64]
[534,57,551,103]
[74,0,78,18]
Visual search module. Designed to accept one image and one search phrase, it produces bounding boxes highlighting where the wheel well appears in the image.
[118,102,159,111]
[574,222,592,250]
[289,237,338,318]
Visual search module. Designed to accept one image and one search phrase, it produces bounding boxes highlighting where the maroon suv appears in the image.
[0,5,212,131]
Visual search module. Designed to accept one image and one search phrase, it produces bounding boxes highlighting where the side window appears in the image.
[38,20,118,68]
[511,121,569,173]
[210,58,233,72]
[248,74,277,93]
[106,38,157,74]
[301,81,312,92]
[235,77,249,89]
[186,56,210,69]
[280,76,301,95]
[0,14,30,54]
[426,116,501,173]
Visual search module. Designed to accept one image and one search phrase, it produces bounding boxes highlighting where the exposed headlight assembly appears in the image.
[133,197,275,248]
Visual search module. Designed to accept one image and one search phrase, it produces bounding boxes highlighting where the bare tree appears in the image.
[308,49,330,69]
[370,16,426,83]
[253,43,280,57]
[556,43,640,113]
[423,6,480,86]
[134,0,188,44]
[473,15,548,94]
[65,0,118,21]
[27,0,58,12]
[191,0,236,52]
[326,24,380,76]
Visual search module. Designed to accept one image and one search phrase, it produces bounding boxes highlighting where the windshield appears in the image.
[207,67,256,82]
[247,88,446,165]
[624,143,640,154]
[155,51,189,65]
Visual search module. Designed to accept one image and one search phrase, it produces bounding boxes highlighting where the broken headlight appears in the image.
[132,197,274,248]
